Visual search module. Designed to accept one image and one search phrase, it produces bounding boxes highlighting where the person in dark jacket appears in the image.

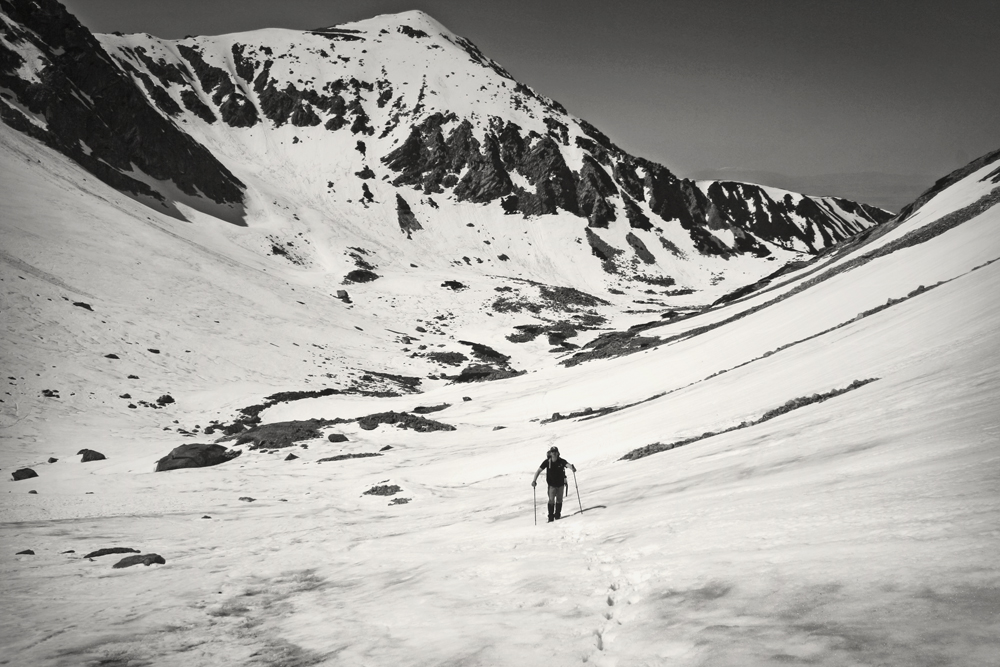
[532,446,576,522]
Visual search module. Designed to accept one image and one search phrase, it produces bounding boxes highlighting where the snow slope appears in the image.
[2,105,999,666]
[1,2,998,665]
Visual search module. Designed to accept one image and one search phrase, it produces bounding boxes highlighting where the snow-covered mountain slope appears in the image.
[2,104,998,665]
[2,1,998,665]
[1,0,889,306]
[0,0,245,221]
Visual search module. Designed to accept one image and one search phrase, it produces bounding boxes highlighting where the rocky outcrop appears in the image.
[155,443,240,471]
[357,411,455,432]
[112,553,165,568]
[378,99,886,261]
[396,194,422,238]
[11,468,37,481]
[363,484,401,496]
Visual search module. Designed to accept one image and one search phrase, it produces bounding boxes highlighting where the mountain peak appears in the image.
[321,8,455,41]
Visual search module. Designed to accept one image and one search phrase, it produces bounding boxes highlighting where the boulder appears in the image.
[327,433,349,443]
[112,553,165,569]
[12,468,38,481]
[16,549,34,555]
[155,443,240,472]
[78,449,106,462]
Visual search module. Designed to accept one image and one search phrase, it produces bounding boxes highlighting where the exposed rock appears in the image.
[156,394,174,405]
[357,411,455,432]
[78,449,106,462]
[396,194,422,238]
[234,419,332,450]
[72,301,93,311]
[16,549,34,555]
[105,354,120,360]
[28,490,37,494]
[363,484,401,496]
[155,443,240,471]
[47,457,58,463]
[112,553,166,568]
[344,269,379,283]
[625,232,656,264]
[84,547,139,559]
[379,445,393,451]
[450,364,524,383]
[423,351,467,366]
[239,496,256,502]
[317,452,381,463]
[284,453,299,461]
[328,433,349,443]
[388,497,410,505]
[585,228,623,273]
[576,155,618,227]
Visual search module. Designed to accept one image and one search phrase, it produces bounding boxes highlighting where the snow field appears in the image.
[2,37,1000,667]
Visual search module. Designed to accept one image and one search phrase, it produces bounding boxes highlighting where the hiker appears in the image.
[532,446,576,522]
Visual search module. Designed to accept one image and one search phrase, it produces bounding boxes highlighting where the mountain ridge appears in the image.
[1,0,890,301]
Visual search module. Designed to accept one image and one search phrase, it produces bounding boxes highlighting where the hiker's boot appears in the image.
[555,501,563,520]
[547,502,555,523]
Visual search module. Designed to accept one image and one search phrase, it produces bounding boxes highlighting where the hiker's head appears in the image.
[548,446,559,460]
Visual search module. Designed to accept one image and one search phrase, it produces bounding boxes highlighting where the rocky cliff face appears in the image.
[0,1,890,292]
[0,0,245,220]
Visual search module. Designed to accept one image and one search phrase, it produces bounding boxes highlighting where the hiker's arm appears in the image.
[531,467,543,486]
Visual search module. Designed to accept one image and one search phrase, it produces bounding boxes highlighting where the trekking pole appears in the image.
[533,484,537,525]
[572,469,583,514]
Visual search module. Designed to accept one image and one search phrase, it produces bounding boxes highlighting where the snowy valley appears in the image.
[1,1,998,666]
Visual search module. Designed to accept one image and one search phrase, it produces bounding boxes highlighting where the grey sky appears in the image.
[62,0,1000,211]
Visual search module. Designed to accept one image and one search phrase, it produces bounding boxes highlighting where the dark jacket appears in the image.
[539,456,571,487]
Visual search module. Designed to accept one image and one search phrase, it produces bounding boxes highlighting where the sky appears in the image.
[62,0,1000,211]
